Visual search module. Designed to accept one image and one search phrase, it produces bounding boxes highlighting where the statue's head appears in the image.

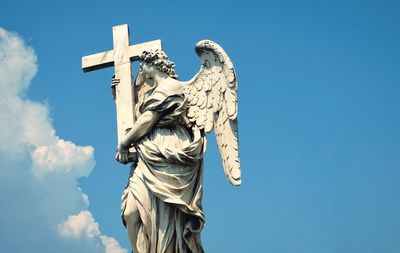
[139,49,178,80]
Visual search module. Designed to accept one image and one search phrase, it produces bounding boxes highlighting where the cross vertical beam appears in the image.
[112,25,135,143]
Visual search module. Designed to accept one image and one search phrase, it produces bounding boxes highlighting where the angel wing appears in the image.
[182,40,241,186]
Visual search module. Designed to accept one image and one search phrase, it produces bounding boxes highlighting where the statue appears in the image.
[82,25,241,253]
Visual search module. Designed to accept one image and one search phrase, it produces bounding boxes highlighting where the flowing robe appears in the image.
[121,82,206,253]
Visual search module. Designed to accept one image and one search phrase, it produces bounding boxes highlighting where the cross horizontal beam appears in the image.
[82,39,162,72]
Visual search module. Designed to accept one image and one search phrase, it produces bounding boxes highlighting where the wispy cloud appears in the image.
[0,27,126,253]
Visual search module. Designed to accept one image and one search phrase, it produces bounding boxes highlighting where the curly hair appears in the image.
[139,49,179,79]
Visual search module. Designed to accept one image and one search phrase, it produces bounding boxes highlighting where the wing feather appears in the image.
[183,40,241,186]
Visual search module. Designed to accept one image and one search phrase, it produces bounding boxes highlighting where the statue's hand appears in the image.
[115,142,129,164]
[111,74,120,101]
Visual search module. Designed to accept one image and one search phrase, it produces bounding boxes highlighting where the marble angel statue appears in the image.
[114,40,241,253]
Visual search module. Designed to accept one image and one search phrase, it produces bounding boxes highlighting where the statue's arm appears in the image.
[119,110,161,149]
[116,110,160,164]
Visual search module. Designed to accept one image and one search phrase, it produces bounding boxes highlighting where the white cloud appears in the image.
[32,139,95,178]
[58,210,101,239]
[59,211,128,253]
[0,27,127,253]
[100,235,129,253]
[0,27,37,97]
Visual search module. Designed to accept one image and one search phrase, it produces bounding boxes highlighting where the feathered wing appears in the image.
[183,40,241,186]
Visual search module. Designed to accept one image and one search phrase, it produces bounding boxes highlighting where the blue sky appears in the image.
[1,0,400,252]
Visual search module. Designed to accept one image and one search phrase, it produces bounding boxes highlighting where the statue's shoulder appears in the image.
[140,79,185,113]
[157,79,183,97]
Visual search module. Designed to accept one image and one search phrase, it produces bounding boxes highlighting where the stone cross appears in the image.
[82,24,162,145]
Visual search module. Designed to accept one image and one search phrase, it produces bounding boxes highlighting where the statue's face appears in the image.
[140,63,156,80]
